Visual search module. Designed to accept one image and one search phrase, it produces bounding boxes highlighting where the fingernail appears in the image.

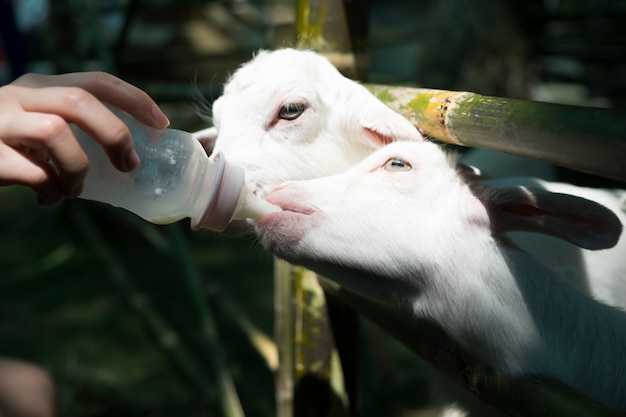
[125,149,140,171]
[152,104,170,128]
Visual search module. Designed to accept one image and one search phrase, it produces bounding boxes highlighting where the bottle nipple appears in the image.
[191,152,280,231]
[236,188,282,221]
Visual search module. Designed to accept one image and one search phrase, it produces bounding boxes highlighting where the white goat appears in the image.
[194,48,626,414]
[194,48,626,308]
[255,141,626,413]
[194,48,422,198]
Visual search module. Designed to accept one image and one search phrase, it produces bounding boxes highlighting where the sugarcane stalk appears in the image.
[296,0,369,79]
[292,265,349,410]
[273,258,296,417]
[290,266,331,382]
[366,85,626,181]
[274,259,350,417]
[274,258,345,416]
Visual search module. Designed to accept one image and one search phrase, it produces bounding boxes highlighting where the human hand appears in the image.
[0,72,170,205]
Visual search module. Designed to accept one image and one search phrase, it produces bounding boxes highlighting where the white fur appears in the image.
[195,48,626,413]
[256,141,626,412]
[195,49,626,310]
[195,49,423,197]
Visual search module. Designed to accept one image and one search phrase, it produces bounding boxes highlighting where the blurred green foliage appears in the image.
[0,185,276,416]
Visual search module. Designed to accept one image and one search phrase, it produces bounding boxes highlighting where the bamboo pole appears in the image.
[296,0,370,79]
[273,258,296,417]
[366,85,626,181]
[273,259,351,417]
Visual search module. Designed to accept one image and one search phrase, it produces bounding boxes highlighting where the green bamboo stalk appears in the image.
[292,266,332,385]
[292,265,349,413]
[366,85,626,181]
[273,259,350,417]
[296,0,370,79]
[273,258,295,417]
[70,206,217,405]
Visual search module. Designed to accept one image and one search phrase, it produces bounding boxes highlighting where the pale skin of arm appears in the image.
[0,71,170,205]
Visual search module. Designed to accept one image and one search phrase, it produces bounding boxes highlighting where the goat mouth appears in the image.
[272,202,316,217]
[265,195,316,216]
[256,200,320,251]
[276,203,315,216]
[255,201,317,233]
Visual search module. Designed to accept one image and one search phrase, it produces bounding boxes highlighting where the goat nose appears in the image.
[270,181,297,193]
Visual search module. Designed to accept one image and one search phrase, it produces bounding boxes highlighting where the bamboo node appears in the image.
[406,91,469,145]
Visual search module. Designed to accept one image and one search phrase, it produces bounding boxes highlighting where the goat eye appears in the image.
[278,103,305,120]
[384,158,412,171]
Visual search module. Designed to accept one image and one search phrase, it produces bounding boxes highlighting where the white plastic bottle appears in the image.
[72,106,279,231]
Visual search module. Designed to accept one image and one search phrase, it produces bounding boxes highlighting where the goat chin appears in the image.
[220,219,254,237]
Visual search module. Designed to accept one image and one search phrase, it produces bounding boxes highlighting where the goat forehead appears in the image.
[220,88,294,117]
[226,56,331,89]
[214,83,323,131]
[284,142,459,200]
[223,50,345,98]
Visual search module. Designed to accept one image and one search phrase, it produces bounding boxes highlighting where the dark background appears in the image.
[1,0,625,415]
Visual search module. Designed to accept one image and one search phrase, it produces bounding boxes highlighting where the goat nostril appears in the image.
[270,181,296,194]
[270,184,286,193]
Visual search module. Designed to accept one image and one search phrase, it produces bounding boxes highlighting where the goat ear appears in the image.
[345,85,424,148]
[457,162,490,181]
[481,186,623,250]
[192,127,218,155]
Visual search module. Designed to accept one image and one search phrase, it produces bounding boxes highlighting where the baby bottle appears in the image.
[71,106,279,232]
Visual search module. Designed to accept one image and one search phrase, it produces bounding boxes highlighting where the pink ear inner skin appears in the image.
[364,127,394,146]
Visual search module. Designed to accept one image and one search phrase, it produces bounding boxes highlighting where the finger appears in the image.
[13,72,170,129]
[2,112,88,197]
[10,85,138,173]
[17,143,49,161]
[0,143,63,205]
[0,142,50,187]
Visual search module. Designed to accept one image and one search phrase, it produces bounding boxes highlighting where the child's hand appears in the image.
[0,72,170,205]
